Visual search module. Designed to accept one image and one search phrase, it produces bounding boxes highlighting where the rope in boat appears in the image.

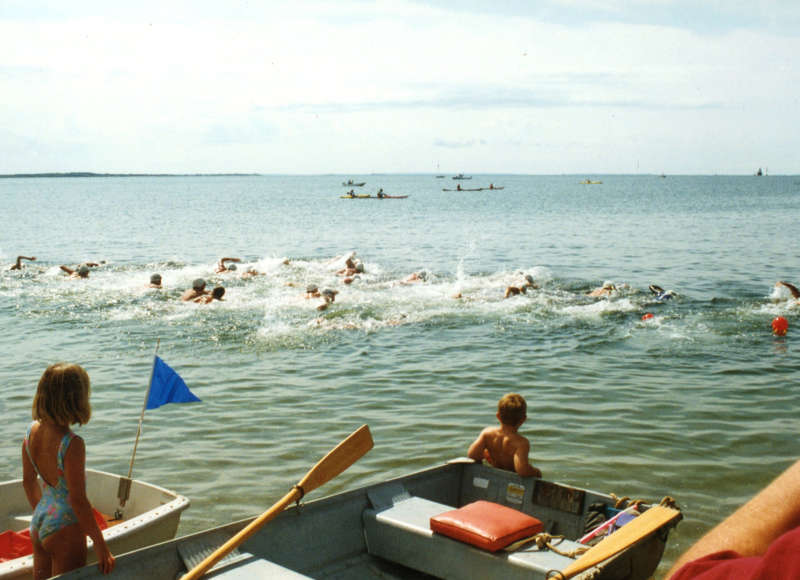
[538,495,680,580]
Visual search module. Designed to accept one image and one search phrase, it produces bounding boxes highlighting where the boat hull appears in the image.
[0,469,189,580]
[57,461,678,580]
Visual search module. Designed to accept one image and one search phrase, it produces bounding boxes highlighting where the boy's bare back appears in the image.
[467,393,541,478]
[468,426,540,477]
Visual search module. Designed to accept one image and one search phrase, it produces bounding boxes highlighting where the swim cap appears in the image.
[78,265,90,276]
[150,273,162,284]
[226,264,237,271]
[322,289,338,299]
[192,278,206,290]
[524,274,534,285]
[355,261,365,273]
[602,281,614,290]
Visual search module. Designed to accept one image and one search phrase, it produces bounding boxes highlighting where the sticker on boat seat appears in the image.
[472,477,489,490]
[506,483,525,505]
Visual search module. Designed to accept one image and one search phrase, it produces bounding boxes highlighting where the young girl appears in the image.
[21,363,115,578]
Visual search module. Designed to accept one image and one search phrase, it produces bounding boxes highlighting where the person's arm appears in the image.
[63,436,115,574]
[778,281,800,299]
[21,441,42,509]
[467,429,488,462]
[60,265,74,275]
[667,459,800,578]
[512,439,541,478]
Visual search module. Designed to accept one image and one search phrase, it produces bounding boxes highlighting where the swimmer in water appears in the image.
[316,289,338,311]
[148,273,163,288]
[775,281,800,299]
[587,281,615,297]
[304,285,321,299]
[649,284,675,301]
[10,255,36,270]
[402,271,428,284]
[182,278,210,302]
[504,274,537,298]
[59,265,91,279]
[194,286,225,304]
[215,257,242,273]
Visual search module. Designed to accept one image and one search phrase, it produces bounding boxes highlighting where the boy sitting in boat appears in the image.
[467,393,542,478]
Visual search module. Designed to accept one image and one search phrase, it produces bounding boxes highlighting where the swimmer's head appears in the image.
[355,261,365,273]
[211,286,225,299]
[602,281,615,290]
[226,263,237,271]
[306,284,319,294]
[150,273,162,285]
[322,289,338,302]
[524,274,534,285]
[192,278,206,291]
[77,265,90,277]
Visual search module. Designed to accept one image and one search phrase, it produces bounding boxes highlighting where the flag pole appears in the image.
[116,339,160,516]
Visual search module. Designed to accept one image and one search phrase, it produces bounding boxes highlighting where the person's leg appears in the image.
[31,534,53,580]
[43,523,87,576]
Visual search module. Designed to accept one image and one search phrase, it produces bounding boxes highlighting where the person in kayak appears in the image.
[467,393,542,478]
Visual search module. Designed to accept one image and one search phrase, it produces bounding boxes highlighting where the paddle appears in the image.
[557,504,681,579]
[180,424,374,580]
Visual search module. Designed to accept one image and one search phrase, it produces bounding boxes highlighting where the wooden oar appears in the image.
[180,424,373,580]
[558,504,681,579]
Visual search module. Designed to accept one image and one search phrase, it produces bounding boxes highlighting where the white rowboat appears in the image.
[0,469,189,580]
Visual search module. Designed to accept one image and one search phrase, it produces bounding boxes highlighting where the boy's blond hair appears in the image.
[497,393,527,426]
[32,363,92,426]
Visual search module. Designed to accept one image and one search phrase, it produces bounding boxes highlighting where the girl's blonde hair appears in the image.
[32,363,92,426]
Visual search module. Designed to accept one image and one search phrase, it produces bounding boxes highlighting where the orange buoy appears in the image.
[772,316,788,336]
[642,313,654,321]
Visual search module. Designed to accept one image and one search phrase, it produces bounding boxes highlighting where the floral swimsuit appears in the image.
[23,423,80,544]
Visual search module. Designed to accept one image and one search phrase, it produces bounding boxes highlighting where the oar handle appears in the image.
[180,424,373,580]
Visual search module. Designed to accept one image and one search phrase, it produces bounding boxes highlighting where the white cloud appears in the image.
[1,1,798,173]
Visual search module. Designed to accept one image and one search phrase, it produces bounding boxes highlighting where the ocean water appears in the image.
[1,174,799,575]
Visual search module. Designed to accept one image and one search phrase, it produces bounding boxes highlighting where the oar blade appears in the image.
[298,424,374,494]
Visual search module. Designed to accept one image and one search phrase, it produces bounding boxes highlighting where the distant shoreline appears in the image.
[0,172,262,179]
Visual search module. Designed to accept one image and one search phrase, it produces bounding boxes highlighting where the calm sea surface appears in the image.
[2,174,799,575]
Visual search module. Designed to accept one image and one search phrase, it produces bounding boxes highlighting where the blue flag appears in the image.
[146,356,201,410]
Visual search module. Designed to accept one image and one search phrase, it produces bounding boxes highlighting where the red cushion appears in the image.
[430,500,543,552]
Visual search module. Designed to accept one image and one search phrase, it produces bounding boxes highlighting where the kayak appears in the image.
[0,469,189,580]
[58,460,680,580]
[341,195,409,199]
[342,181,366,187]
[442,187,504,192]
[580,180,603,184]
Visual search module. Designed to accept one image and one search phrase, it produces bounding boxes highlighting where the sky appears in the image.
[1,1,799,175]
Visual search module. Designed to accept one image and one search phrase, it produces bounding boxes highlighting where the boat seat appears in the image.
[363,496,586,580]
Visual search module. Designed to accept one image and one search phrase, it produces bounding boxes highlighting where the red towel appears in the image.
[0,509,109,562]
